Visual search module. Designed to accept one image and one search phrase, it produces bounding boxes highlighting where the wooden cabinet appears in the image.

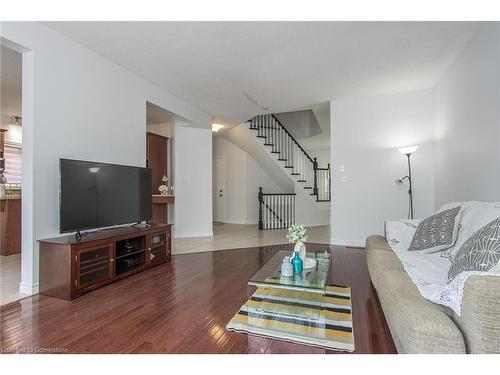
[0,129,6,160]
[76,244,113,289]
[147,230,171,264]
[146,132,169,223]
[146,132,168,194]
[0,197,21,255]
[39,223,171,300]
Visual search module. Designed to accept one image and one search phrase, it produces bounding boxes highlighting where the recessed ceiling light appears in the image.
[212,124,224,132]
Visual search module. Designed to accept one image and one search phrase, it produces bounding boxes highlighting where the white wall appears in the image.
[0,123,22,144]
[213,134,284,224]
[175,125,212,237]
[331,90,435,246]
[0,22,212,293]
[434,23,500,207]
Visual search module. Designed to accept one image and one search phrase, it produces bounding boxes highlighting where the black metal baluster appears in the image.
[271,195,274,229]
[258,187,263,230]
[269,195,272,230]
[286,195,289,227]
[267,115,270,142]
[266,195,270,229]
[274,120,278,154]
[269,195,271,229]
[273,195,276,229]
[262,115,265,138]
[313,157,318,196]
[280,195,283,229]
[267,195,270,229]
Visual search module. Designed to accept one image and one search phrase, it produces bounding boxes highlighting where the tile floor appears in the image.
[0,254,29,306]
[0,223,331,305]
[172,223,330,254]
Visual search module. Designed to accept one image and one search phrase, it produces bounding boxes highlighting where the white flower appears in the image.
[286,224,308,243]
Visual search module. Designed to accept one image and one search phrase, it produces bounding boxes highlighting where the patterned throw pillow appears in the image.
[408,206,462,253]
[448,216,500,281]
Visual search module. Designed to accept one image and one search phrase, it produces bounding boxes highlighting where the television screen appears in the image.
[59,159,152,233]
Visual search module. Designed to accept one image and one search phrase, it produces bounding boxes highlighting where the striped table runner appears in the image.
[226,285,354,352]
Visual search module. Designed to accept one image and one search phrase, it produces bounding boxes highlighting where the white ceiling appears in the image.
[1,46,22,119]
[44,22,481,126]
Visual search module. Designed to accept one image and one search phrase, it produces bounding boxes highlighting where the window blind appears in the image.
[4,144,22,184]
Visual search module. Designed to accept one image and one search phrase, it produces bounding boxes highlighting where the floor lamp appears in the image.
[395,145,418,219]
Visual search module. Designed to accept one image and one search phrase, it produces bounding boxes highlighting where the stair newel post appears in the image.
[258,187,263,230]
[313,157,318,196]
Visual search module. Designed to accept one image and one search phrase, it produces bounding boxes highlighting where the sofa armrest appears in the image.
[377,271,466,353]
[455,275,500,353]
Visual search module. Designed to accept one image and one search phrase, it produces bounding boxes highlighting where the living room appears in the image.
[1,1,499,373]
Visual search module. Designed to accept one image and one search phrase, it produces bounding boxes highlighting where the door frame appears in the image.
[212,156,225,223]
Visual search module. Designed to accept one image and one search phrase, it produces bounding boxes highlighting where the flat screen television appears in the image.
[59,159,152,233]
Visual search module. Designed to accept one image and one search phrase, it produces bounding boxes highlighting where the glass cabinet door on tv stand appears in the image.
[148,231,170,264]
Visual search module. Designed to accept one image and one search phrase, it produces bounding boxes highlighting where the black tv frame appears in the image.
[59,158,152,235]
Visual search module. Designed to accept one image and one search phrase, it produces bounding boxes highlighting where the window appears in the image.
[4,144,22,184]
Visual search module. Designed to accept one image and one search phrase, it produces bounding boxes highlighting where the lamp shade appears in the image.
[398,145,418,155]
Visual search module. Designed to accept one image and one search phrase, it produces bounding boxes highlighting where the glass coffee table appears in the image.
[228,249,354,351]
[246,250,332,322]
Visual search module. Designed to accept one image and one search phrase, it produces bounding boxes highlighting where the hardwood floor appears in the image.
[0,243,396,354]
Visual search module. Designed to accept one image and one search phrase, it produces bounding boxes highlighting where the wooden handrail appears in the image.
[250,116,332,203]
[261,193,296,196]
[270,114,314,164]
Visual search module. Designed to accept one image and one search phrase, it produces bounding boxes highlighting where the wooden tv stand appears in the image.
[38,223,171,300]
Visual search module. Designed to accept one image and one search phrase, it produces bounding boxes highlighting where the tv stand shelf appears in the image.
[38,223,171,300]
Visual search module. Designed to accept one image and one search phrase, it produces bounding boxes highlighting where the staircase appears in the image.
[248,114,331,203]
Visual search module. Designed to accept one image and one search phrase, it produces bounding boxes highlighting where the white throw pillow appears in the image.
[442,201,500,259]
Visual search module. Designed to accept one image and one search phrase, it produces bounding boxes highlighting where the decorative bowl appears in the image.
[303,257,317,270]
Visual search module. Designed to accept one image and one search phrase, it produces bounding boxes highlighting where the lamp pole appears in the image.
[397,145,417,220]
[406,153,414,220]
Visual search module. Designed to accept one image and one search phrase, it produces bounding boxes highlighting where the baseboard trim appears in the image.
[330,238,365,248]
[175,231,214,239]
[19,282,39,295]
[221,220,258,225]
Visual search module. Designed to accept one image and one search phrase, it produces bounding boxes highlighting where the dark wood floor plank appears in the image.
[0,243,396,354]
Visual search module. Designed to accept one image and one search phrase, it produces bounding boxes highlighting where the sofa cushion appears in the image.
[408,206,462,253]
[448,217,500,281]
[376,270,466,353]
[366,249,404,289]
[365,234,393,252]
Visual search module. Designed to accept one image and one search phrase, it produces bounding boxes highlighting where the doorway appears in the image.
[145,102,175,225]
[212,157,225,223]
[0,45,24,305]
